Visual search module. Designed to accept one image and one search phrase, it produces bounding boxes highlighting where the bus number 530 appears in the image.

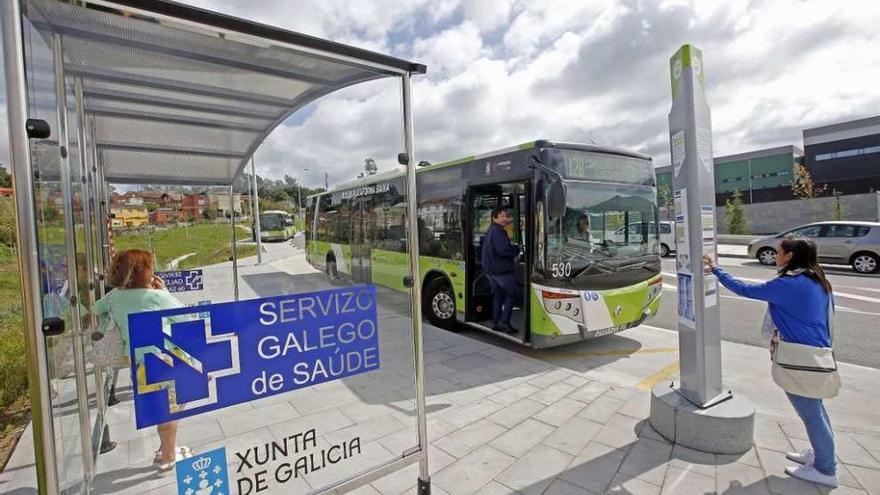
[551,262,572,278]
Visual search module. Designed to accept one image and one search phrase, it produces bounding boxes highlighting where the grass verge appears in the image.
[113,222,256,269]
[0,246,29,471]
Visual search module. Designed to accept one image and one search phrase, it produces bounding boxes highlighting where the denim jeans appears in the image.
[486,273,519,326]
[786,392,836,475]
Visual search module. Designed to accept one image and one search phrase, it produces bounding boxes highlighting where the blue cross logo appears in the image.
[184,270,204,291]
[134,311,240,415]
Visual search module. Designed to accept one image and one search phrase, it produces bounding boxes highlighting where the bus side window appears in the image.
[418,189,463,260]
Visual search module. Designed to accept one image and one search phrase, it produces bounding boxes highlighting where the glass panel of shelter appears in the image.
[91,126,418,493]
[21,12,91,493]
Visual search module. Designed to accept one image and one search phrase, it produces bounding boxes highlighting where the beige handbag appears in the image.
[770,298,840,399]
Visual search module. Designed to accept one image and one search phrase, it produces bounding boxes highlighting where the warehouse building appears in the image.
[656,145,803,206]
[803,115,880,195]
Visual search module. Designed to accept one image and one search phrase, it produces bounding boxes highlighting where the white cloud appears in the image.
[461,0,513,33]
[0,0,877,186]
[412,21,483,77]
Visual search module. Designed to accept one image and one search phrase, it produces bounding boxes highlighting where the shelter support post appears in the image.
[90,116,107,296]
[74,76,108,452]
[53,33,96,488]
[230,185,239,300]
[251,157,262,263]
[401,71,430,493]
[3,0,60,491]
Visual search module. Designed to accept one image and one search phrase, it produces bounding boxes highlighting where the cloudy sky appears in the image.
[2,0,879,188]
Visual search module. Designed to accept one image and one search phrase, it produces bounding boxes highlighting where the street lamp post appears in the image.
[299,168,309,230]
[251,156,262,264]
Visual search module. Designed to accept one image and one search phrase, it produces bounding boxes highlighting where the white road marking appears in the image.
[660,284,880,316]
[836,285,880,294]
[662,271,880,305]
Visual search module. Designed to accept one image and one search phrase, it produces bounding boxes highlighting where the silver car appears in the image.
[747,221,880,274]
[610,220,676,257]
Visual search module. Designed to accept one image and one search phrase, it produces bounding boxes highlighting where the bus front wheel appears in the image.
[424,278,457,329]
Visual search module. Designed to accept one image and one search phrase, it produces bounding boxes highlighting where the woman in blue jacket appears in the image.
[703,235,838,488]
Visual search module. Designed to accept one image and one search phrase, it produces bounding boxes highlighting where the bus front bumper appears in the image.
[530,277,662,348]
[531,312,650,348]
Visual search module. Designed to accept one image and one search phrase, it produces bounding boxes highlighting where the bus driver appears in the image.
[573,214,592,243]
[482,206,522,334]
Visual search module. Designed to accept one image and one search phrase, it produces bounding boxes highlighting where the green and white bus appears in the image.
[306,140,664,348]
[258,210,296,241]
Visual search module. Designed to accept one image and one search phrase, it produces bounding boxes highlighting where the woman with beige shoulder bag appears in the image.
[703,235,839,488]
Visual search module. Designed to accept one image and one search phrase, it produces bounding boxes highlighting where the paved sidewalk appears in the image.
[407,329,880,495]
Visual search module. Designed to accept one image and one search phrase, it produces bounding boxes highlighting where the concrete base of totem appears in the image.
[649,383,755,455]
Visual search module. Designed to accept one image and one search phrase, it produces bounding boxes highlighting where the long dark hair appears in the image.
[779,235,832,293]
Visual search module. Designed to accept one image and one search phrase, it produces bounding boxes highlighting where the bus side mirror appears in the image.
[547,180,566,219]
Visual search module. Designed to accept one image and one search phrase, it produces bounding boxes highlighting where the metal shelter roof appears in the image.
[24,0,425,185]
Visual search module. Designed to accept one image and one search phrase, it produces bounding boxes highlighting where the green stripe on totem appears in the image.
[670,43,704,98]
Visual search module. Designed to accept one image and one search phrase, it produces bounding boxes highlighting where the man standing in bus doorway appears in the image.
[482,206,522,334]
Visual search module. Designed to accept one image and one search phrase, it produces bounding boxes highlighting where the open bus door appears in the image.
[465,182,531,343]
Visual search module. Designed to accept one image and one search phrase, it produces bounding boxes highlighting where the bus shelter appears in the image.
[2,0,429,493]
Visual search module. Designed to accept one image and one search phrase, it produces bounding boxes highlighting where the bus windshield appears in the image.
[547,181,658,278]
[260,213,287,230]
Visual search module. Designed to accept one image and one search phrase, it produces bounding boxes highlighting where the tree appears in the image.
[358,158,378,178]
[829,189,846,221]
[201,207,217,221]
[791,163,825,200]
[0,165,11,188]
[724,189,748,235]
[657,184,674,221]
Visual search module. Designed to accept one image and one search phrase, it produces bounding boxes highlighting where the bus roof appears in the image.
[308,140,651,197]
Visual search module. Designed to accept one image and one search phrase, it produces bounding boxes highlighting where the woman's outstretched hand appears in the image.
[702,254,715,274]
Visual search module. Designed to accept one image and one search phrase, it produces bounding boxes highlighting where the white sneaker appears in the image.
[785,464,838,488]
[785,448,814,465]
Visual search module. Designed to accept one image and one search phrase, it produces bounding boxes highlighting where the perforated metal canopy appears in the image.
[25,0,425,185]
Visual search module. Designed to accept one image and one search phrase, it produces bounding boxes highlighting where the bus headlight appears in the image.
[542,290,584,323]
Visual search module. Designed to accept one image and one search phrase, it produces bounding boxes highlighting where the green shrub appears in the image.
[0,197,16,247]
[724,189,748,235]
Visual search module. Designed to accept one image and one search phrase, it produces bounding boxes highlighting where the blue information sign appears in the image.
[129,285,380,429]
[155,269,204,293]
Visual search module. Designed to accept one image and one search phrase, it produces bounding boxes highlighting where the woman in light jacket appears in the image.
[93,249,191,472]
[703,235,838,488]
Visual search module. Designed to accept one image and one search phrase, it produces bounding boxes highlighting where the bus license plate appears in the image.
[586,326,619,339]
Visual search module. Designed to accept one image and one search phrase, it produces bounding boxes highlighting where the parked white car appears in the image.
[610,221,676,257]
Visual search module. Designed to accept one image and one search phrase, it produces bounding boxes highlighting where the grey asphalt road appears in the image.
[654,256,880,368]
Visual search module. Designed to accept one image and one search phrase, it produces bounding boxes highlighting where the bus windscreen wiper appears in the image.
[571,258,617,278]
